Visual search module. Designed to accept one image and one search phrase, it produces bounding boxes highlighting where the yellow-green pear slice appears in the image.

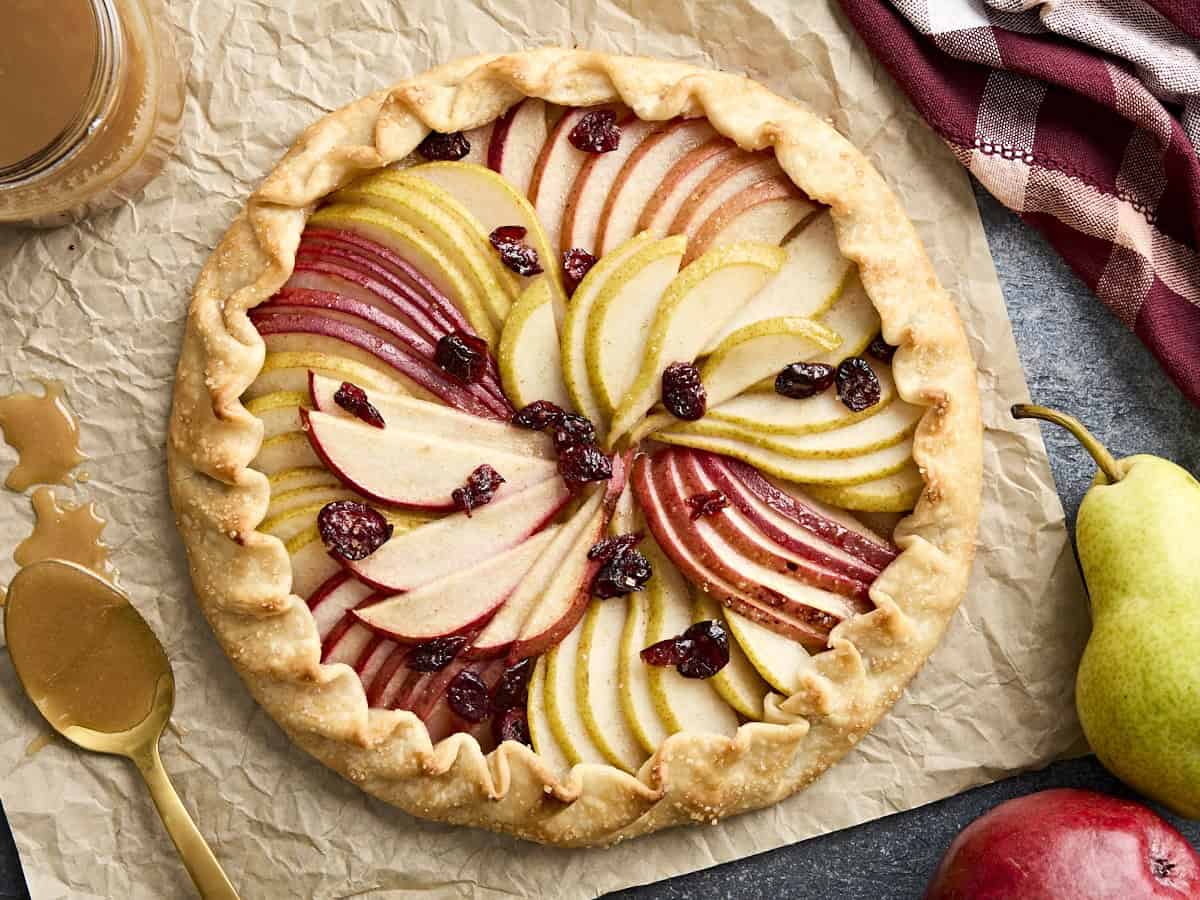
[585,235,688,417]
[708,365,899,435]
[578,597,649,773]
[245,391,305,440]
[561,231,657,431]
[654,430,915,486]
[308,204,497,343]
[266,482,357,520]
[267,466,339,494]
[246,349,405,400]
[527,654,571,778]
[544,616,610,767]
[619,591,672,754]
[703,211,852,353]
[335,176,515,328]
[498,277,573,412]
[397,162,568,316]
[693,593,770,720]
[722,606,814,695]
[253,432,320,475]
[665,396,923,461]
[812,275,880,364]
[643,539,740,736]
[261,333,436,402]
[805,463,924,512]
[262,501,423,544]
[605,241,787,449]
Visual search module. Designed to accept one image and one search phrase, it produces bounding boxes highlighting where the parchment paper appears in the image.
[0,1,1090,896]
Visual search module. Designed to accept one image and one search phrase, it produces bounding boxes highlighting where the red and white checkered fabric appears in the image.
[840,0,1200,406]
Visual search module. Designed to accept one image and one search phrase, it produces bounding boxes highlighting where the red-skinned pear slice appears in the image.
[354,527,558,641]
[811,275,882,365]
[308,205,497,344]
[561,116,664,255]
[459,122,495,166]
[300,408,557,510]
[638,140,741,237]
[530,108,601,254]
[487,99,548,195]
[498,277,573,411]
[509,452,627,659]
[641,537,739,737]
[669,153,782,239]
[597,119,718,256]
[308,571,365,641]
[527,654,571,777]
[631,452,836,649]
[308,372,553,458]
[804,463,924,512]
[560,231,657,431]
[686,181,818,264]
[605,241,787,448]
[346,475,571,592]
[576,594,648,773]
[542,616,610,767]
[290,539,344,599]
[705,212,851,352]
[468,485,607,658]
[692,592,770,719]
[585,235,687,416]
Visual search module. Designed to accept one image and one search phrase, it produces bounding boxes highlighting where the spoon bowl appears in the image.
[5,560,238,899]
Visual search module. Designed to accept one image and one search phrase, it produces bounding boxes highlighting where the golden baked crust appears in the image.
[167,48,982,846]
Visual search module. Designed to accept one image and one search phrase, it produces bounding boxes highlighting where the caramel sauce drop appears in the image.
[14,487,114,580]
[0,381,87,491]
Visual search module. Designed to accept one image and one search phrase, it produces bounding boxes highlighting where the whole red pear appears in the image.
[925,789,1200,899]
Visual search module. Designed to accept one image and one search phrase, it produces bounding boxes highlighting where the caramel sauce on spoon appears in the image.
[0,381,87,491]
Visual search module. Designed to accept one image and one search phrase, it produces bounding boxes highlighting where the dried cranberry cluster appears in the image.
[640,619,730,679]
[442,657,535,747]
[317,500,393,561]
[568,109,621,153]
[452,464,506,516]
[775,349,885,413]
[407,636,468,672]
[334,381,385,428]
[435,331,489,384]
[588,533,653,599]
[661,362,707,421]
[510,401,612,487]
[416,130,471,161]
[489,225,543,276]
[561,248,598,294]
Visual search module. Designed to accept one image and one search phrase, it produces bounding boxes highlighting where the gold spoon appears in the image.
[5,560,239,899]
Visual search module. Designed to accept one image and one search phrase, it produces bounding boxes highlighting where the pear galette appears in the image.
[169,49,982,846]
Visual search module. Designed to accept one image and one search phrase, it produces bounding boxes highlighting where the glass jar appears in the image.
[0,0,186,227]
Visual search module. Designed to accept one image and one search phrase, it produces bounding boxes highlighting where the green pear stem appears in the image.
[1011,404,1124,484]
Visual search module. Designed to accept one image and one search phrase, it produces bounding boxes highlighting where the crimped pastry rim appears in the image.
[167,48,982,847]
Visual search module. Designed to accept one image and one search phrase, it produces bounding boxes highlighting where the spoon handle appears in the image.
[133,741,240,899]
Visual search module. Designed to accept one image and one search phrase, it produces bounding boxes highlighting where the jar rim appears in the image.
[0,0,125,188]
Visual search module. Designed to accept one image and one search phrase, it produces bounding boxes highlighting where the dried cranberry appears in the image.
[407,636,468,672]
[641,637,692,668]
[836,357,882,412]
[552,413,596,450]
[511,400,565,431]
[592,548,652,599]
[435,331,489,384]
[446,670,491,723]
[489,225,543,276]
[317,501,393,561]
[867,334,897,363]
[568,109,621,153]
[587,532,643,563]
[452,464,505,516]
[662,362,707,421]
[492,707,532,747]
[775,362,836,399]
[676,620,730,679]
[333,381,385,428]
[558,443,612,486]
[491,657,534,712]
[686,489,729,520]
[417,130,470,161]
[562,248,598,294]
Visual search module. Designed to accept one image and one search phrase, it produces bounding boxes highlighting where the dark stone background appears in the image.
[1,185,1197,899]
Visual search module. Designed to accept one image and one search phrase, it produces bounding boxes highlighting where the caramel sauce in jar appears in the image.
[0,0,185,226]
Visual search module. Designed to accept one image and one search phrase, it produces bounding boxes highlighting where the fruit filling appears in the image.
[243,101,918,767]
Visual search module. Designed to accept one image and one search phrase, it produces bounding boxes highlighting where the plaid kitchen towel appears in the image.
[839,0,1200,407]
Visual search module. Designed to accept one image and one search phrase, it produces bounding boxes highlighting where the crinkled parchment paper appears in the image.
[0,1,1089,896]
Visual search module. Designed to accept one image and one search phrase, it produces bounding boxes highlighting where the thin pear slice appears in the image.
[487,99,548,195]
[335,176,516,327]
[399,162,568,310]
[654,430,915,486]
[686,181,818,264]
[308,372,554,458]
[639,140,741,237]
[692,592,770,719]
[544,617,610,766]
[247,393,303,440]
[812,275,881,365]
[253,432,320,475]
[291,539,344,600]
[642,539,740,737]
[266,479,346,518]
[469,486,606,658]
[619,590,672,753]
[708,365,899,435]
[268,466,339,494]
[355,528,557,641]
[498,277,573,411]
[585,235,687,416]
[723,606,814,695]
[459,121,495,166]
[806,463,924,512]
[530,108,598,254]
[527,654,571,777]
[705,212,852,352]
[669,154,783,239]
[560,231,657,430]
[606,241,786,448]
[347,476,571,591]
[578,597,649,773]
[247,348,406,399]
[309,204,496,343]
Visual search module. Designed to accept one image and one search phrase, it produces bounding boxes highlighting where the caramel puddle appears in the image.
[14,487,114,580]
[0,380,87,491]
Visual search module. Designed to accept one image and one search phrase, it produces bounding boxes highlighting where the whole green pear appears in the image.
[1014,404,1200,818]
